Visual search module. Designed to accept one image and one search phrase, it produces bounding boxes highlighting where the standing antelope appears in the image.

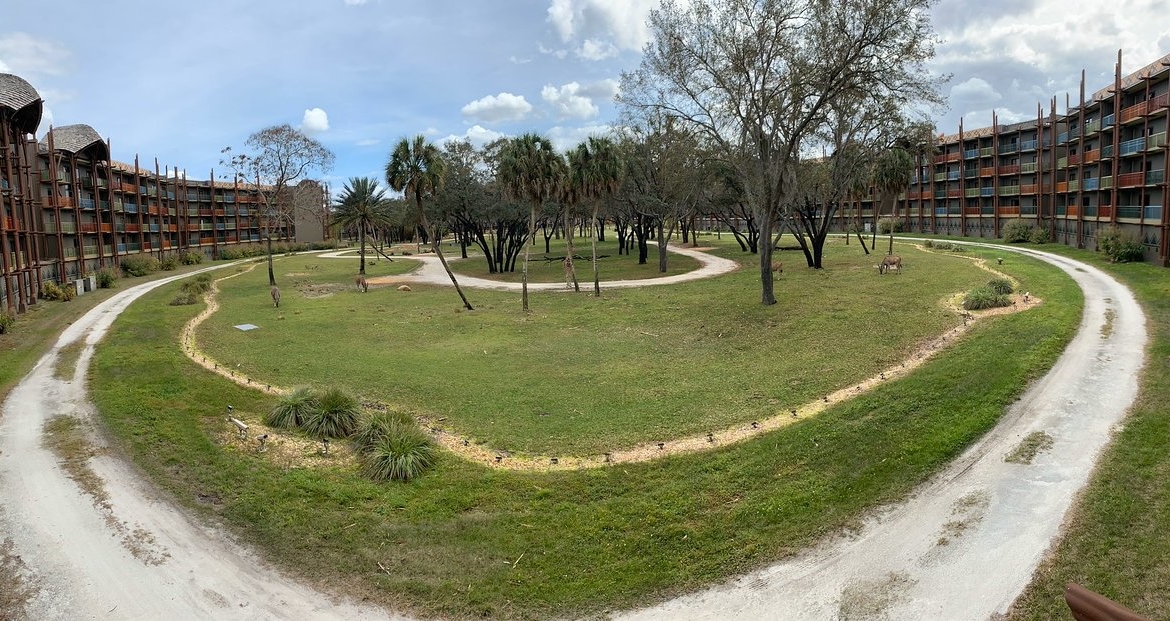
[271,286,281,307]
[355,274,368,292]
[771,260,783,279]
[879,255,902,275]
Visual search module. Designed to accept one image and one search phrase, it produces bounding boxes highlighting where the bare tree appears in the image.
[620,0,944,304]
[222,124,335,286]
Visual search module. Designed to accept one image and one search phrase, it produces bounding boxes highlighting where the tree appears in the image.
[386,135,474,311]
[221,124,334,286]
[567,136,623,296]
[621,0,943,304]
[872,146,915,255]
[332,177,393,275]
[496,134,567,312]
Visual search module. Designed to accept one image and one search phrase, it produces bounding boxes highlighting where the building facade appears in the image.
[841,50,1170,267]
[0,73,308,314]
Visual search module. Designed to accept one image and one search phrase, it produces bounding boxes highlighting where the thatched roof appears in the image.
[44,124,109,160]
[0,73,43,135]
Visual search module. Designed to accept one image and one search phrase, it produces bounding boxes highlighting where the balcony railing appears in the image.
[1119,101,1149,123]
[126,224,140,233]
[125,203,139,214]
[980,147,993,158]
[999,185,1021,196]
[1020,184,1038,195]
[1083,149,1100,164]
[1119,137,1145,156]
[980,167,995,177]
[933,172,947,182]
[79,222,98,233]
[1102,144,1114,158]
[964,149,980,159]
[1147,169,1165,185]
[80,198,96,210]
[1148,132,1167,151]
[1020,162,1038,174]
[1117,205,1142,219]
[981,187,994,197]
[998,164,1020,175]
[1057,156,1068,168]
[965,188,980,198]
[1020,139,1038,151]
[1117,171,1145,187]
[964,168,978,179]
[998,142,1019,154]
[1099,205,1113,219]
[946,170,960,181]
[1100,176,1113,189]
[1146,205,1162,220]
[1082,178,1100,191]
[1068,180,1080,192]
[998,206,1021,216]
[1103,113,1115,128]
[1084,120,1101,134]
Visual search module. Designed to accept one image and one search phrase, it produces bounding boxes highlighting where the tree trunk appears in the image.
[416,196,472,310]
[523,203,535,312]
[565,207,579,291]
[266,234,276,286]
[591,204,601,297]
[359,226,367,275]
[758,210,776,305]
[856,231,870,254]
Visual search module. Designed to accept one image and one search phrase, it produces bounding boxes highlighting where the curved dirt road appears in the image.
[0,267,394,620]
[619,245,1146,620]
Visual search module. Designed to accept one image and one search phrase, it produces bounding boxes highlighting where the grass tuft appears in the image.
[360,425,436,481]
[352,409,415,454]
[963,285,1011,310]
[265,386,317,429]
[302,386,361,439]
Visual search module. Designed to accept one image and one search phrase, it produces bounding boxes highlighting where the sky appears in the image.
[2,0,1168,191]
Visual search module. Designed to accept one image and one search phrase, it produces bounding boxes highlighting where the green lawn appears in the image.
[89,239,1080,619]
[199,238,1009,456]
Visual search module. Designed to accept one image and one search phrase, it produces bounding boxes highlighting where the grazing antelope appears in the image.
[355,274,368,292]
[879,255,902,275]
[271,286,281,307]
[771,260,783,278]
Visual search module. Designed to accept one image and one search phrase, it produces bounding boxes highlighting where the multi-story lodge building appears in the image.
[842,50,1170,267]
[0,73,322,314]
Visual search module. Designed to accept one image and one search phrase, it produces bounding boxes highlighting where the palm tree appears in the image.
[332,177,392,275]
[568,136,623,297]
[496,134,566,311]
[386,135,474,311]
[871,147,915,255]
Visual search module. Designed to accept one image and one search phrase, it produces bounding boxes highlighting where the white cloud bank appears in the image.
[0,32,72,77]
[461,92,533,123]
[547,0,658,60]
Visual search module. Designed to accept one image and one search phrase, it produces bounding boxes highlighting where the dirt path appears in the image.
[618,245,1147,620]
[0,266,396,620]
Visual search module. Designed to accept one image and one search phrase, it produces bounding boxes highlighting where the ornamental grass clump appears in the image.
[963,285,1011,311]
[988,278,1014,296]
[266,386,318,429]
[351,410,415,454]
[361,426,436,482]
[302,386,361,438]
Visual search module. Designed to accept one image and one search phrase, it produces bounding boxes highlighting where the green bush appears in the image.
[877,218,905,234]
[95,267,118,288]
[302,386,361,439]
[266,387,319,429]
[0,311,14,335]
[42,281,75,302]
[361,426,437,482]
[352,410,416,454]
[180,251,204,265]
[922,240,934,248]
[170,291,198,306]
[963,285,1011,311]
[120,255,160,277]
[1029,226,1051,244]
[160,255,179,271]
[988,278,1014,296]
[170,274,213,305]
[1098,225,1146,263]
[931,241,953,250]
[1002,219,1033,243]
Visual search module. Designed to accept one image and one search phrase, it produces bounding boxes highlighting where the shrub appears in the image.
[266,387,319,429]
[963,285,1011,310]
[352,410,416,454]
[922,240,934,248]
[95,267,118,288]
[1002,219,1032,243]
[302,386,361,439]
[361,426,437,482]
[160,255,179,271]
[1029,226,1051,244]
[877,218,905,234]
[42,281,75,301]
[931,241,953,250]
[988,278,1014,295]
[181,251,204,265]
[120,255,160,277]
[1098,225,1146,263]
[0,311,14,335]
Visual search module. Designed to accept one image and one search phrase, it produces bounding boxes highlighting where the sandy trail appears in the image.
[618,244,1146,620]
[0,265,395,620]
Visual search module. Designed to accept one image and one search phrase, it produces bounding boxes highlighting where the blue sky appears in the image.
[2,0,1168,190]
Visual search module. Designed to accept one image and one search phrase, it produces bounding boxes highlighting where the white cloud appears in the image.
[301,107,330,133]
[546,0,658,58]
[344,0,368,5]
[577,78,620,99]
[0,32,72,77]
[950,77,1001,104]
[547,124,613,152]
[541,82,600,120]
[36,106,54,138]
[440,124,508,149]
[460,92,533,123]
[578,38,619,61]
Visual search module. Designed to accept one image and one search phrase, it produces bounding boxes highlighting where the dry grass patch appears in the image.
[53,341,86,381]
[0,538,39,620]
[1004,431,1054,465]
